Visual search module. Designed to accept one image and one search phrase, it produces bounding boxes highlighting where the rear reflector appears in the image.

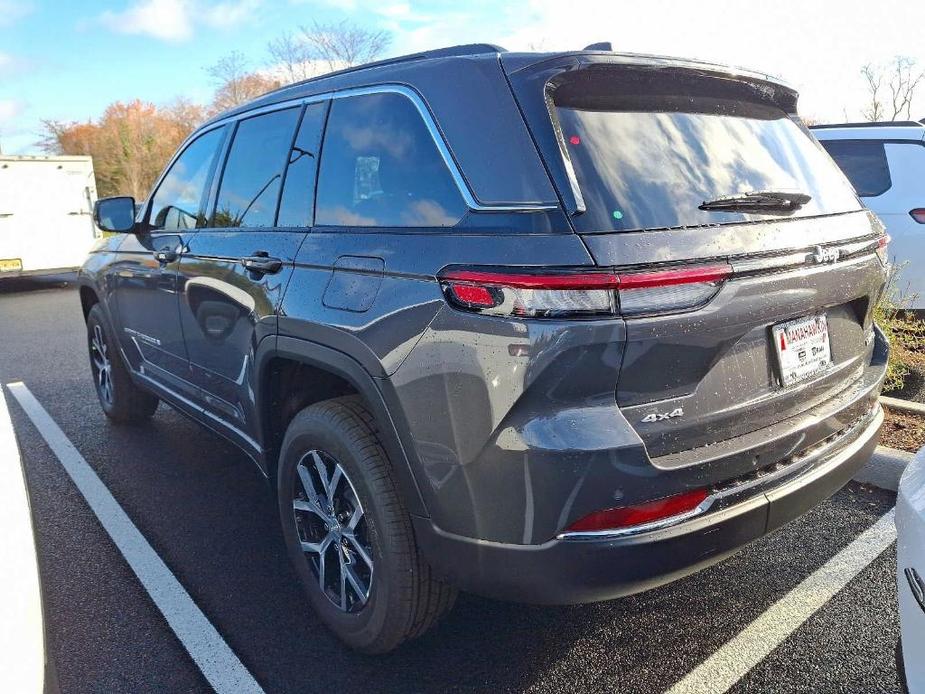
[910,209,925,224]
[439,264,730,318]
[564,488,710,533]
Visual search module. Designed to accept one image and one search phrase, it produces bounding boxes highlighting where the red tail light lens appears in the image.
[564,488,710,533]
[876,234,891,265]
[440,270,619,318]
[439,264,730,319]
[910,209,925,224]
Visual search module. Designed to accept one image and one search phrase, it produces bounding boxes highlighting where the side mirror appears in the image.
[94,196,137,233]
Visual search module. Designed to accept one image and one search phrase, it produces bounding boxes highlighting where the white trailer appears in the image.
[0,155,99,277]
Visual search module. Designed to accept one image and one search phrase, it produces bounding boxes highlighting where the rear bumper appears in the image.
[414,404,882,604]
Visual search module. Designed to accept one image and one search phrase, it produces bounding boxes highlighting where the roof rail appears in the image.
[809,121,925,129]
[419,43,507,59]
[276,43,506,93]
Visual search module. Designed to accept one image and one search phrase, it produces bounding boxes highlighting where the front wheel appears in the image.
[86,304,158,424]
[277,396,457,653]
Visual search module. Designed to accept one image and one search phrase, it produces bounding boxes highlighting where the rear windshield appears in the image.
[551,70,862,232]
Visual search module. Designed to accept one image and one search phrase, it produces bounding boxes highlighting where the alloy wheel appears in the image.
[90,324,113,406]
[292,450,374,613]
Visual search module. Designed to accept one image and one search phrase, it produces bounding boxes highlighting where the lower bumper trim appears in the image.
[414,406,883,604]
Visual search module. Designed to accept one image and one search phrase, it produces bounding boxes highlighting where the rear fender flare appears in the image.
[256,335,427,517]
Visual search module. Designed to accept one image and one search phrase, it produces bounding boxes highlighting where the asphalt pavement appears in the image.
[0,279,904,693]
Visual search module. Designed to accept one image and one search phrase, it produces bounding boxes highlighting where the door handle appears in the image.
[154,248,179,264]
[241,253,282,275]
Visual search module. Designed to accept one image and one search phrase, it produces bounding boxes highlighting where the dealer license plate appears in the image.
[772,314,833,387]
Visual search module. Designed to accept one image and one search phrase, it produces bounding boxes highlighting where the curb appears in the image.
[853,445,914,492]
[881,395,925,417]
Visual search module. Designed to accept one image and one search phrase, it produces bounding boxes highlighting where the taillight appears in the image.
[876,234,890,265]
[439,264,730,319]
[563,488,710,534]
[617,265,730,315]
[910,209,925,224]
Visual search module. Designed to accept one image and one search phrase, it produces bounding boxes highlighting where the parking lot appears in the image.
[0,279,905,693]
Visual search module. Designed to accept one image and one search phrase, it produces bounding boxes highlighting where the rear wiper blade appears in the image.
[699,190,812,212]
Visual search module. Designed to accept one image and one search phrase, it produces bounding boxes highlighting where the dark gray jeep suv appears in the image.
[82,44,890,652]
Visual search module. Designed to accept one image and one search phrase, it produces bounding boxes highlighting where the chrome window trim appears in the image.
[544,87,586,215]
[192,84,557,214]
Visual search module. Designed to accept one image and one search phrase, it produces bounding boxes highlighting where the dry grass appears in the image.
[875,274,925,394]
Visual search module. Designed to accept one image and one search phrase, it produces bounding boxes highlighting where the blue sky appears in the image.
[2,0,924,155]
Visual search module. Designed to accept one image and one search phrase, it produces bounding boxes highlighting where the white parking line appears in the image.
[5,382,265,694]
[0,387,45,693]
[667,508,896,694]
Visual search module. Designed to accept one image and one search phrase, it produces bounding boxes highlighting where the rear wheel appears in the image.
[86,304,158,423]
[277,396,457,653]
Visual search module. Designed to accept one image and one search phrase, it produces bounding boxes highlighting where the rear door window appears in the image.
[818,140,892,197]
[213,107,300,229]
[315,92,466,228]
[149,127,225,231]
[549,70,862,233]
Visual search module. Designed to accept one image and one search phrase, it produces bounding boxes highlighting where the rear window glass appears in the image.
[551,71,862,232]
[818,140,892,197]
[315,92,466,228]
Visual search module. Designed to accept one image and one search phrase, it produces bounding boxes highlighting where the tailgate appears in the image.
[504,55,888,459]
[586,214,886,458]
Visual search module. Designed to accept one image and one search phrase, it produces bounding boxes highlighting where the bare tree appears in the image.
[861,63,884,121]
[267,31,317,84]
[888,57,925,120]
[206,51,279,114]
[297,20,391,74]
[861,57,925,121]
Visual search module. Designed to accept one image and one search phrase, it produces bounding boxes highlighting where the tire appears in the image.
[277,396,457,653]
[86,304,158,424]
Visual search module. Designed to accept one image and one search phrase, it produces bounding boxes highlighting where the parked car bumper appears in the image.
[897,447,925,693]
[414,402,883,604]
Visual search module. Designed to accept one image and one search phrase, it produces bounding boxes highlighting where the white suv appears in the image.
[812,121,925,309]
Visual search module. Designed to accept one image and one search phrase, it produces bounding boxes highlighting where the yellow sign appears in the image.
[0,258,23,272]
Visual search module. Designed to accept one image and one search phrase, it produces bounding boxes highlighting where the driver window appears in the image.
[149,127,225,231]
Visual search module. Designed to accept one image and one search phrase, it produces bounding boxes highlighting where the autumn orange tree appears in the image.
[42,99,205,198]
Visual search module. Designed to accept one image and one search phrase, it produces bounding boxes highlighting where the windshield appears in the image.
[551,71,862,232]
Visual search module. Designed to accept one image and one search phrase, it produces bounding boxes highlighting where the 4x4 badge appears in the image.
[641,407,684,423]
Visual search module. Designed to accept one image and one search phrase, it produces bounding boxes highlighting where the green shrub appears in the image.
[875,266,924,394]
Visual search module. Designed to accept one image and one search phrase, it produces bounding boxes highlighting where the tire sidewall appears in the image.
[277,408,400,649]
[86,305,119,417]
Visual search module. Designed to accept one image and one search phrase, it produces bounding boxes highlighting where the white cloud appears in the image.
[0,99,26,125]
[198,0,261,29]
[99,0,193,41]
[0,0,34,27]
[97,0,260,42]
